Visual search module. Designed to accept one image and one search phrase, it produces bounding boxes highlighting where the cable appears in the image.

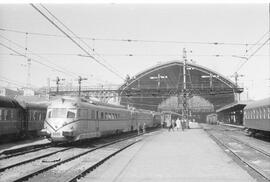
[0,34,78,78]
[0,41,75,76]
[0,75,35,88]
[1,27,267,46]
[31,4,125,80]
[2,52,269,57]
[235,37,270,72]
[246,31,269,53]
[0,35,116,85]
[39,4,123,79]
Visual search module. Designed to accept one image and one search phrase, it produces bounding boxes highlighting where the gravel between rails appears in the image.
[27,138,141,182]
[0,131,152,182]
[207,129,270,181]
[0,146,71,172]
[0,147,91,182]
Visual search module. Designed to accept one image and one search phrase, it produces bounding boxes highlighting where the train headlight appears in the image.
[62,130,74,137]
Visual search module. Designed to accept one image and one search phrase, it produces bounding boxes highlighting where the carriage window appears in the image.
[35,111,39,120]
[80,109,88,119]
[105,112,108,120]
[0,109,2,121]
[87,110,91,119]
[268,108,270,119]
[10,110,14,120]
[91,110,95,119]
[42,112,46,120]
[47,111,52,118]
[101,112,104,119]
[67,111,75,118]
[263,108,266,119]
[112,113,115,120]
[39,112,42,120]
[6,110,11,120]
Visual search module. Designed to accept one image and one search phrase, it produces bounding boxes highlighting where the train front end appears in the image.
[42,98,78,142]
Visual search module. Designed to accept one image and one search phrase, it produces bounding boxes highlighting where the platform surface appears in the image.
[82,122,256,182]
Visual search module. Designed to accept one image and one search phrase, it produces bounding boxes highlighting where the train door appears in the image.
[95,111,100,137]
[22,108,28,133]
[131,111,135,131]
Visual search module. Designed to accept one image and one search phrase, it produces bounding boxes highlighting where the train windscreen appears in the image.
[47,108,76,118]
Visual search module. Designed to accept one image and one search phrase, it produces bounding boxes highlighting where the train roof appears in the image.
[0,96,22,108]
[50,96,127,110]
[245,97,270,109]
[18,101,48,109]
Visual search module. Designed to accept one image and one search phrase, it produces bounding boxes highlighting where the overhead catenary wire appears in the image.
[0,75,36,88]
[0,41,77,77]
[31,4,125,81]
[0,34,79,78]
[246,31,269,53]
[0,27,268,46]
[235,37,270,73]
[39,4,124,79]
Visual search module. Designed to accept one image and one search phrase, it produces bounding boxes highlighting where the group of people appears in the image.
[168,118,186,131]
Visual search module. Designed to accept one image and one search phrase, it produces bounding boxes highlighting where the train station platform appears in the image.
[83,122,256,182]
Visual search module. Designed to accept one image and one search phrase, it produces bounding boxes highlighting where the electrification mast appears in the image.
[78,76,87,96]
[182,48,189,129]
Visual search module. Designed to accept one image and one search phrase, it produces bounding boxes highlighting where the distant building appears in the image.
[23,88,35,96]
[0,87,20,98]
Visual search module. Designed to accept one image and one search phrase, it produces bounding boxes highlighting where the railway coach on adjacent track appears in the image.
[0,96,47,139]
[243,97,270,136]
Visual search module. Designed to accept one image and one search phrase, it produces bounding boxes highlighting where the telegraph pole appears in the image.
[25,32,31,89]
[182,48,189,129]
[231,72,244,101]
[26,58,31,88]
[78,76,87,96]
[55,76,65,94]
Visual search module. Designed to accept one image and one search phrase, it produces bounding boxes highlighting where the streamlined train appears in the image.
[42,97,161,142]
[0,96,47,139]
[243,97,270,135]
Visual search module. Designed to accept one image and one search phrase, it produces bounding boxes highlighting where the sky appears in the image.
[0,3,269,100]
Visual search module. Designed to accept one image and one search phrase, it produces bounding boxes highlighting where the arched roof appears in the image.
[119,61,241,111]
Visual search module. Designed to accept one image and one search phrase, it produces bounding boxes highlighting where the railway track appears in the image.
[0,142,52,160]
[205,128,270,182]
[0,130,158,182]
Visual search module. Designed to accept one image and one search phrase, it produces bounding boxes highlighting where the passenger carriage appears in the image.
[0,96,48,139]
[22,102,47,135]
[0,96,24,137]
[243,97,270,135]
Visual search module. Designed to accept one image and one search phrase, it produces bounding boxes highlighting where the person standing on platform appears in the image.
[168,119,172,132]
[137,123,141,135]
[171,119,175,131]
[181,118,185,131]
[143,123,146,133]
[176,117,181,131]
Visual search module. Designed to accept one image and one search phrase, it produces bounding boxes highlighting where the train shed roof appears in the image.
[216,100,252,113]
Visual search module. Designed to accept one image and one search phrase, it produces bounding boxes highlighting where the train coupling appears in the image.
[39,129,51,137]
